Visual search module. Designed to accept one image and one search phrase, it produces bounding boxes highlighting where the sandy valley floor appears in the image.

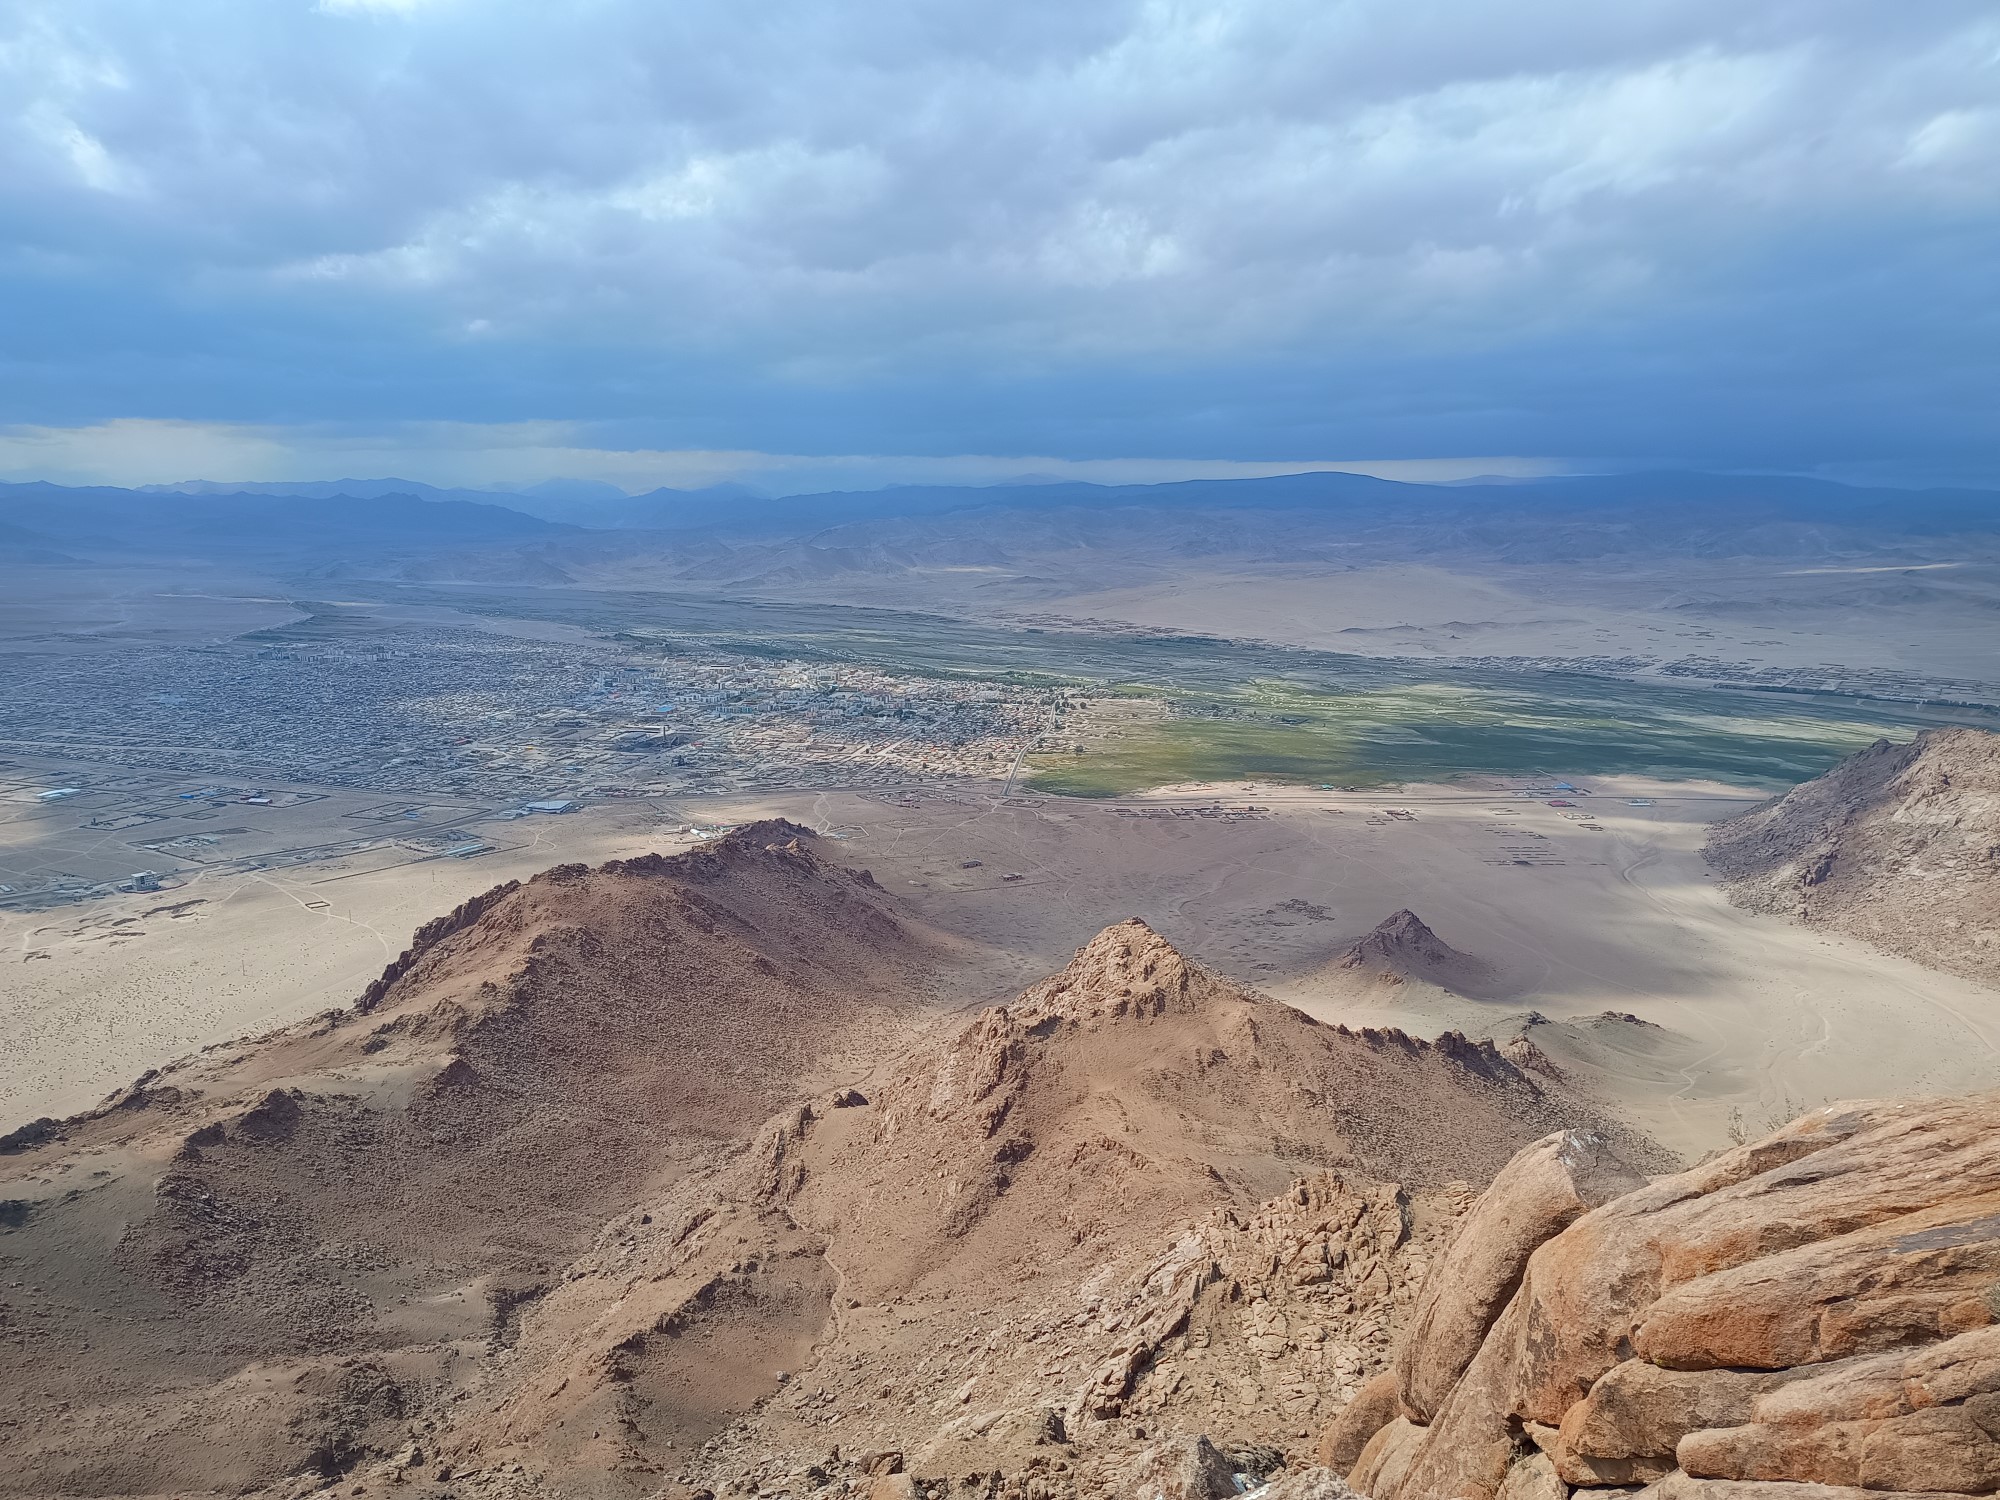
[1026,559,2000,691]
[7,772,1997,1164]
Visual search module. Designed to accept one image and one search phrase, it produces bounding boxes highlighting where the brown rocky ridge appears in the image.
[0,822,947,1498]
[1706,726,2000,986]
[19,815,1991,1500]
[1326,1089,2000,1500]
[0,830,1648,1500]
[1490,1011,1707,1106]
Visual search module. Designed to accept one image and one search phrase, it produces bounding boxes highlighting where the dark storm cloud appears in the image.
[1,0,1995,477]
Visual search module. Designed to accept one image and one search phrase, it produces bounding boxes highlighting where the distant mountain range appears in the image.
[136,468,2000,533]
[0,480,572,562]
[135,475,759,530]
[4,469,1995,569]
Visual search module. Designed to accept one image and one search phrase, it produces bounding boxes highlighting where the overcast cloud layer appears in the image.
[3,0,1997,485]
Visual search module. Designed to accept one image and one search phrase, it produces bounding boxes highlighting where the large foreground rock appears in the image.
[1637,1478,1993,1500]
[1352,1092,2000,1500]
[1394,1129,1641,1421]
[1350,1418,1426,1500]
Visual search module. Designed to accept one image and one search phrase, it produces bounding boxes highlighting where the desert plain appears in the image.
[7,474,2000,1500]
[8,523,2000,1170]
[10,762,1996,1165]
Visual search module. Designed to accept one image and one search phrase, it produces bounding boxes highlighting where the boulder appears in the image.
[1318,1372,1402,1474]
[1123,1435,1238,1500]
[1509,1099,2000,1426]
[1675,1326,2000,1492]
[1349,1418,1425,1500]
[1859,1406,2000,1493]
[1681,1407,2000,1492]
[1741,1326,2000,1427]
[1396,1130,1641,1422]
[1636,1476,1986,1500]
[858,1449,906,1476]
[1527,1418,1675,1488]
[1633,1198,2000,1371]
[1494,1452,1568,1500]
[1259,1468,1362,1500]
[1903,1324,2000,1406]
[1678,1419,1870,1487]
[1386,1292,1529,1500]
[1559,1362,1795,1464]
[1354,1094,2000,1500]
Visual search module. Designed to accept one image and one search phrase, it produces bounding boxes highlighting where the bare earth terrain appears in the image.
[5,816,1999,1500]
[1706,727,2000,987]
[4,482,2000,1500]
[10,768,2000,1164]
[0,827,1640,1499]
[1020,558,2000,692]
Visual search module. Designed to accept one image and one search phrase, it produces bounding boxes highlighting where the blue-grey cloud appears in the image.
[2,0,1996,478]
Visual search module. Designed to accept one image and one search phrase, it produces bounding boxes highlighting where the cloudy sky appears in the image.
[2,0,1996,492]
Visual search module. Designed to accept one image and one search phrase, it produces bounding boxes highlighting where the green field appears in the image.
[1025,678,1932,795]
[327,583,1994,797]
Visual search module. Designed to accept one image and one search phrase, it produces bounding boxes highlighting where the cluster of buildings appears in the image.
[1,629,1062,803]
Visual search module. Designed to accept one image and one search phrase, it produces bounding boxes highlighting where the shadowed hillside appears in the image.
[1707,727,2000,986]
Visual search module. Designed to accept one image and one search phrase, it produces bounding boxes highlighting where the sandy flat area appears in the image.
[0,800,692,1122]
[1027,560,2000,689]
[1255,785,2000,1159]
[8,774,1999,1164]
[1042,565,1616,655]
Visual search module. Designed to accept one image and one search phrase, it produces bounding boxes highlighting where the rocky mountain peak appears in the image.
[1325,908,1495,996]
[0,873,1652,1500]
[1011,916,1228,1024]
[1337,909,1449,967]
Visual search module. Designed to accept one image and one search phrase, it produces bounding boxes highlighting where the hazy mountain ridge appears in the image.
[10,471,1998,707]
[0,481,571,560]
[436,498,2000,633]
[36,468,2000,550]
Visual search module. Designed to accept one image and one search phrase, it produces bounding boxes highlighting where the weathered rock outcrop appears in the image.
[1321,1374,1405,1472]
[1393,1130,1643,1422]
[1122,1435,1239,1500]
[1339,1091,2000,1500]
[1261,1469,1366,1500]
[1066,1170,1452,1434]
[1706,728,2000,987]
[1351,1418,1426,1499]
